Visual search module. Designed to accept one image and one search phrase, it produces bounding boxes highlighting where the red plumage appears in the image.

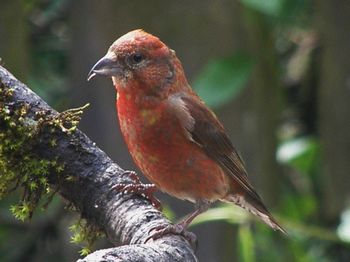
[88,29,286,238]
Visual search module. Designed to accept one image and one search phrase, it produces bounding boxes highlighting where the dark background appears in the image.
[1,0,350,261]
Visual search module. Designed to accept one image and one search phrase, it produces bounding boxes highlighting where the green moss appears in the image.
[0,83,88,220]
[49,103,90,134]
[10,202,31,222]
[69,219,104,256]
[0,83,98,253]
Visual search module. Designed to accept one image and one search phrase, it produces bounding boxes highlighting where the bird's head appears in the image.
[88,29,187,94]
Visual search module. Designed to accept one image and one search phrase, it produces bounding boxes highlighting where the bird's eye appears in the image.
[132,53,144,64]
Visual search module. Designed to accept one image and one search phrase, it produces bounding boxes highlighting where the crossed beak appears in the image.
[87,52,121,81]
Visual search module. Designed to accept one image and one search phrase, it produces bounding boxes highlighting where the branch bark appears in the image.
[0,65,197,262]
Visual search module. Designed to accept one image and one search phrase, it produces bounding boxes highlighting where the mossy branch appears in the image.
[0,65,197,262]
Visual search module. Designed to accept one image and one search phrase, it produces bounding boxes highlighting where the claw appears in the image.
[121,170,140,183]
[145,223,197,248]
[112,172,162,210]
[144,200,210,248]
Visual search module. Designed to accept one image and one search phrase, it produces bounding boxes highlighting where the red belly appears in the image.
[117,96,229,202]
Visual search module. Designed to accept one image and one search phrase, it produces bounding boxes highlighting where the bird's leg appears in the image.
[112,170,162,210]
[145,200,211,247]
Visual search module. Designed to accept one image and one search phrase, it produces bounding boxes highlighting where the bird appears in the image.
[87,29,286,242]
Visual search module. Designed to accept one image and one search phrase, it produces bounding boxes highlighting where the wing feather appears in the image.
[168,93,261,200]
[168,93,286,234]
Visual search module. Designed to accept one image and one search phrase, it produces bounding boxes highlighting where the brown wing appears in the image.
[168,92,287,233]
[168,93,261,200]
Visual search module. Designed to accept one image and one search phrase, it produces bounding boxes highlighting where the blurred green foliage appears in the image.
[241,0,285,16]
[188,0,350,261]
[193,53,253,108]
[239,225,256,262]
[240,0,310,25]
[28,0,70,106]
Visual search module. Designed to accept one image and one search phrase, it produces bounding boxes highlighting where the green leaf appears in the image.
[241,0,311,25]
[193,53,253,108]
[162,204,176,221]
[240,0,285,16]
[277,137,319,175]
[238,225,256,262]
[190,203,249,226]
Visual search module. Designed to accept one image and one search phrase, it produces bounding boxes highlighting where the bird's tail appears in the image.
[224,193,287,234]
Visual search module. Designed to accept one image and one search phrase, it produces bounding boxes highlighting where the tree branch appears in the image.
[0,65,197,262]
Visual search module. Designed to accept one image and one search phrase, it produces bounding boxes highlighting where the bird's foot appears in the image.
[112,171,162,210]
[121,170,141,183]
[145,222,197,248]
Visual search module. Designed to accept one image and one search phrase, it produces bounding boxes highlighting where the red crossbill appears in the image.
[88,29,286,241]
